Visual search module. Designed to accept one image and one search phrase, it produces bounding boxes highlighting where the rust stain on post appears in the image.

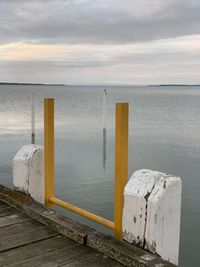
[114,103,129,239]
[44,98,54,208]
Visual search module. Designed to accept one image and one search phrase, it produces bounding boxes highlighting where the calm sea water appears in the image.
[0,84,200,266]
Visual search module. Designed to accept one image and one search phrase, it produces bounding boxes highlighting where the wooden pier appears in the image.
[2,99,181,266]
[0,184,175,267]
[0,202,121,267]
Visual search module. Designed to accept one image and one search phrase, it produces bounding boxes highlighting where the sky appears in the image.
[0,0,200,85]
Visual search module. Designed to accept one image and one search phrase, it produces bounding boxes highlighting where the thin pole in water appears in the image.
[31,92,35,144]
[103,89,107,129]
[103,89,107,168]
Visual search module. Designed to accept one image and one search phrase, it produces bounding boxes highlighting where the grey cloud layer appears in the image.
[0,0,200,44]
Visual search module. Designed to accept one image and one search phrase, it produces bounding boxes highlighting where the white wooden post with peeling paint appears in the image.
[13,144,44,204]
[123,169,181,265]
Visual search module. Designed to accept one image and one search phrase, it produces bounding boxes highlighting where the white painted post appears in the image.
[13,145,44,204]
[122,169,181,265]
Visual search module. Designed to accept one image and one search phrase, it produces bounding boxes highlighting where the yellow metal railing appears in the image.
[44,98,128,239]
[44,99,54,209]
[114,103,129,239]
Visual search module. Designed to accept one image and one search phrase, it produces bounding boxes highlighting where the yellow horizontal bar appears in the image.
[49,196,114,230]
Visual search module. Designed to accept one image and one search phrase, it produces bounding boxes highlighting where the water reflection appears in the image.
[1,84,200,267]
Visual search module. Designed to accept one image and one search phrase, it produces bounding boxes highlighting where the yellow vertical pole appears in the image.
[114,103,129,239]
[44,98,54,208]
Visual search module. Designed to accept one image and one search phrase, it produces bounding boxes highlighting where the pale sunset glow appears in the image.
[0,0,200,84]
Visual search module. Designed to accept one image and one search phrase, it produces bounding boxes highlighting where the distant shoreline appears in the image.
[0,82,66,86]
[0,82,199,87]
[148,84,200,87]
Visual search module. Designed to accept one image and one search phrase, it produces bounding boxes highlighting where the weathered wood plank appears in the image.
[0,212,30,228]
[87,232,176,267]
[0,201,7,207]
[0,235,95,267]
[0,224,59,252]
[0,205,20,217]
[0,184,95,244]
[61,253,124,267]
[13,246,95,267]
[0,219,43,237]
[0,203,9,209]
[0,184,178,267]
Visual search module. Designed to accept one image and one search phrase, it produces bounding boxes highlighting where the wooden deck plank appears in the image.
[0,235,95,267]
[12,246,96,267]
[0,219,43,237]
[0,201,8,207]
[0,205,20,217]
[0,212,30,228]
[87,231,174,267]
[0,224,59,252]
[61,253,124,267]
[0,184,94,245]
[0,185,177,267]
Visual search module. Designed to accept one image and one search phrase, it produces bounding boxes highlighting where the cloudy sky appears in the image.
[0,0,200,85]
